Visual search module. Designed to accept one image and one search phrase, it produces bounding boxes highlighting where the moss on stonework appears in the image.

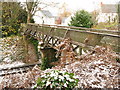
[22,35,38,63]
[40,47,58,70]
[41,57,52,70]
[29,37,39,59]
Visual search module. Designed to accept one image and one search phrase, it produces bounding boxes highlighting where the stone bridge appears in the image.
[21,23,120,64]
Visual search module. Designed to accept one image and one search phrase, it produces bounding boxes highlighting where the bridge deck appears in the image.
[21,23,120,53]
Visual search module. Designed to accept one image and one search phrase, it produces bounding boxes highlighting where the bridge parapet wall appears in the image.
[21,23,120,54]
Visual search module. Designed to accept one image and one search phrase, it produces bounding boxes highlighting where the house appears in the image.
[33,10,67,25]
[97,2,118,23]
[61,14,74,26]
[33,10,55,24]
[55,17,69,25]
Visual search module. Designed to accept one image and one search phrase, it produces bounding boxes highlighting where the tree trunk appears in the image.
[27,13,32,23]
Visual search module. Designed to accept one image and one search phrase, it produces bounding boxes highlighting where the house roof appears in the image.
[101,4,118,13]
[41,10,53,18]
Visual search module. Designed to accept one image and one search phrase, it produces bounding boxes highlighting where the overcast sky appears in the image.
[42,0,119,16]
[45,0,119,12]
[19,0,120,15]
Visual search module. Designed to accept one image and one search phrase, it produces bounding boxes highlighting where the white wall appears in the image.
[62,14,74,26]
[33,11,55,25]
[97,13,117,23]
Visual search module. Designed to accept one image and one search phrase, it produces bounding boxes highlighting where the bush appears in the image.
[1,2,34,37]
[69,10,94,28]
[34,70,79,89]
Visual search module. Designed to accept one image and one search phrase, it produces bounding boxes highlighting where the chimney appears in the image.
[100,2,103,6]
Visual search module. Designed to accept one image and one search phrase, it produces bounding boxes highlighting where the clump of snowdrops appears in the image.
[34,70,79,89]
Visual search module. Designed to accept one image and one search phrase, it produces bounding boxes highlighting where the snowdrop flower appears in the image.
[42,80,46,83]
[36,70,78,88]
[67,78,75,82]
[73,75,79,79]
[54,76,58,80]
[38,46,41,49]
[31,84,37,88]
[59,75,64,80]
[64,75,70,78]
[54,72,59,76]
[66,81,68,84]
[59,71,65,74]
[50,73,56,77]
[46,81,51,87]
[50,84,53,88]
[64,83,67,87]
[41,74,46,78]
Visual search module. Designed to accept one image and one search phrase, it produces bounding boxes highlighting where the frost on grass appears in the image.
[0,65,42,88]
[0,45,119,88]
[0,61,25,70]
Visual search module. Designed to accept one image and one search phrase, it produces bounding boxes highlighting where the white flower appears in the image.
[59,71,65,74]
[46,81,51,87]
[64,83,67,87]
[41,74,46,78]
[50,72,56,77]
[66,81,68,84]
[59,75,64,80]
[50,84,53,88]
[68,78,74,82]
[54,76,58,80]
[54,72,59,76]
[64,75,70,78]
[39,41,43,45]
[73,75,79,79]
[62,71,66,74]
[31,84,37,88]
[42,80,46,83]
[38,46,41,48]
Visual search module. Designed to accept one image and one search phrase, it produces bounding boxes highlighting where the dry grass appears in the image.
[0,39,119,89]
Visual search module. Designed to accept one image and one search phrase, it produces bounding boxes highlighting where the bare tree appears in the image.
[24,0,58,23]
[58,3,71,17]
[25,0,38,23]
